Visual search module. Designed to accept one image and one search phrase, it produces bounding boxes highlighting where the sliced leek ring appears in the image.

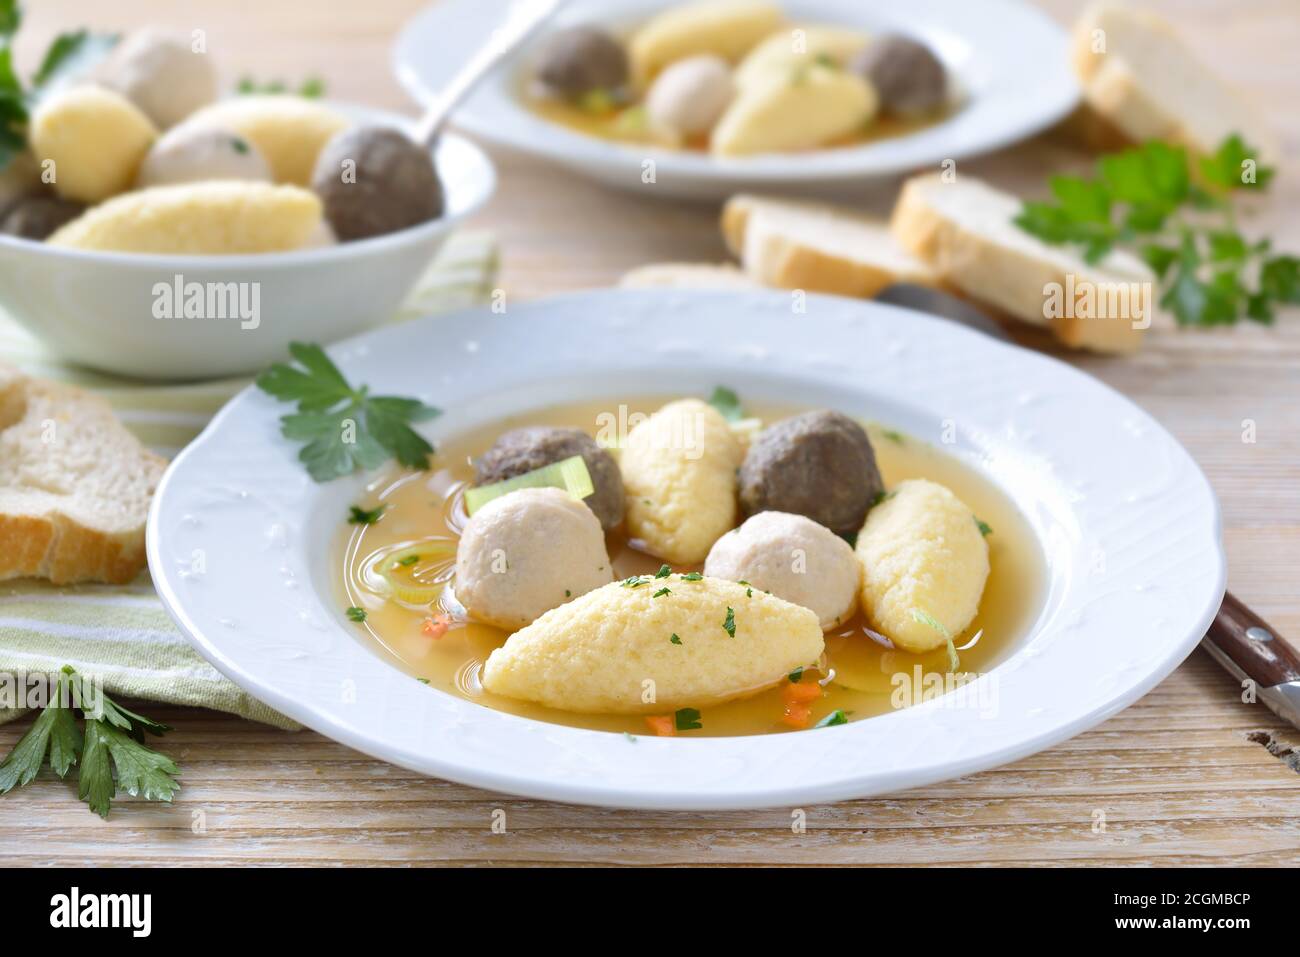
[364,540,455,606]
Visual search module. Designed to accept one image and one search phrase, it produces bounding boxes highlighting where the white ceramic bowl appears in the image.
[148,289,1226,810]
[0,104,495,380]
[394,0,1080,199]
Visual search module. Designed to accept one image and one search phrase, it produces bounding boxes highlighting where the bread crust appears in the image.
[0,366,165,585]
[891,175,1148,354]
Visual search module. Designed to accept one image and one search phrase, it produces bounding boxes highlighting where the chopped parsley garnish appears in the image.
[788,667,804,683]
[393,554,420,568]
[416,677,430,684]
[706,386,744,422]
[0,666,179,819]
[564,590,571,597]
[723,606,736,637]
[654,564,672,579]
[348,504,386,525]
[814,710,848,728]
[975,516,993,537]
[236,74,326,98]
[256,342,440,482]
[346,606,367,622]
[881,429,906,445]
[1014,135,1297,326]
[670,633,682,645]
[652,587,671,598]
[679,572,703,582]
[674,707,702,731]
[619,575,650,588]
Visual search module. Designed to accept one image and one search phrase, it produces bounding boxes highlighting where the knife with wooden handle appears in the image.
[875,282,1300,730]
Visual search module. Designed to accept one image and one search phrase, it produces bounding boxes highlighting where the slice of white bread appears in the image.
[620,262,760,289]
[1071,3,1279,162]
[722,194,940,297]
[891,173,1157,354]
[0,364,166,584]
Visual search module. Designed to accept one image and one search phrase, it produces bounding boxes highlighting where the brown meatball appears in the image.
[849,34,947,116]
[739,411,882,536]
[535,27,629,96]
[475,426,625,530]
[310,126,443,242]
[3,195,85,240]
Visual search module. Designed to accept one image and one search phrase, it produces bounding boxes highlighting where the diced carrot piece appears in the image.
[783,680,822,704]
[645,715,675,737]
[421,614,451,639]
[781,702,812,729]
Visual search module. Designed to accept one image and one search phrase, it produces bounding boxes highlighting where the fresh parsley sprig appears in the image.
[0,666,180,818]
[0,1,118,169]
[1014,135,1299,327]
[256,342,440,482]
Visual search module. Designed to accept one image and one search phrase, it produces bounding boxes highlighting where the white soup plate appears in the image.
[148,289,1225,810]
[393,0,1080,199]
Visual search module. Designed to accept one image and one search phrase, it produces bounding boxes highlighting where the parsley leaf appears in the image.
[348,504,386,525]
[30,29,119,98]
[80,721,180,818]
[1015,135,1288,327]
[674,707,702,731]
[722,606,736,637]
[236,75,326,98]
[706,385,744,422]
[0,703,58,794]
[256,342,439,481]
[814,709,848,728]
[0,667,178,818]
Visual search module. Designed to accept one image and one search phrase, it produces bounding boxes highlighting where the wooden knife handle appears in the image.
[1204,591,1300,687]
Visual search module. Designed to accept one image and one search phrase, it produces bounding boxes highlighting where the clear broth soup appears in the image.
[337,398,1044,737]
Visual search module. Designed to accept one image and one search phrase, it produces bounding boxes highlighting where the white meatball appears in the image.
[136,126,271,188]
[102,29,218,129]
[646,55,735,139]
[705,511,859,630]
[455,487,613,630]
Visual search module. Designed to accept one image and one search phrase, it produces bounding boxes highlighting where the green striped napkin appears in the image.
[0,230,497,729]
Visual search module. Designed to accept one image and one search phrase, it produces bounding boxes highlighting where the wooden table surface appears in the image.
[2,0,1298,866]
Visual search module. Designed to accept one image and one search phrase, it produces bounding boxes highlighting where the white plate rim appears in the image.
[147,289,1226,810]
[391,0,1081,185]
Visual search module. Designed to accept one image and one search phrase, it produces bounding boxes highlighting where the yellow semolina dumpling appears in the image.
[620,398,743,564]
[180,96,349,185]
[30,86,158,203]
[630,0,784,87]
[733,24,871,89]
[482,576,823,713]
[47,181,324,254]
[712,64,877,156]
[855,478,990,653]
